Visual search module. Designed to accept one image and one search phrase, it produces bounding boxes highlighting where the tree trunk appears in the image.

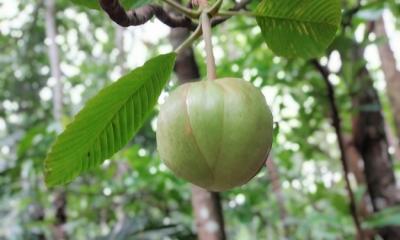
[343,136,376,239]
[44,0,67,239]
[385,120,400,160]
[350,44,400,239]
[53,191,68,240]
[374,16,400,145]
[169,27,226,240]
[191,186,226,240]
[29,203,46,240]
[265,157,289,239]
[312,60,364,238]
[169,28,200,84]
[45,0,63,122]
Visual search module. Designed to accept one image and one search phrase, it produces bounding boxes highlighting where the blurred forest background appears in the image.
[1,0,400,239]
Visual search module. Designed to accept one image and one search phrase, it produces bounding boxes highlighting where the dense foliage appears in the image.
[1,0,400,239]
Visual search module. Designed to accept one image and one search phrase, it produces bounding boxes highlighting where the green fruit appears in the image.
[156,78,273,191]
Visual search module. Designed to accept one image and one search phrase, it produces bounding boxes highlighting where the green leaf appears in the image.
[71,0,151,10]
[17,125,46,158]
[44,53,176,187]
[255,0,342,59]
[363,206,400,228]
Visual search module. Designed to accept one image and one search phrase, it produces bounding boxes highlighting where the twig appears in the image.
[342,0,362,29]
[207,0,224,16]
[99,0,253,30]
[311,59,365,239]
[174,23,203,54]
[99,0,196,30]
[211,0,253,26]
[161,0,200,18]
[230,0,252,10]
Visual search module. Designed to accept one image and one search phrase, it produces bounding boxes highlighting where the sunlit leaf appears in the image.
[255,0,342,59]
[44,53,176,187]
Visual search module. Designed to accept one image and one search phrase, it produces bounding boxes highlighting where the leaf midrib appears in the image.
[75,74,153,169]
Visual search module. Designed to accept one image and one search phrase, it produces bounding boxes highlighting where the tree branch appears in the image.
[311,59,364,239]
[211,0,253,26]
[162,0,200,18]
[99,0,196,30]
[99,0,253,31]
[174,23,202,54]
[342,0,362,28]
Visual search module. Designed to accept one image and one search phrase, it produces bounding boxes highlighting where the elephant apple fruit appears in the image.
[156,78,273,191]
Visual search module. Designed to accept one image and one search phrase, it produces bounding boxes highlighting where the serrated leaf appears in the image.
[71,0,151,10]
[44,53,176,187]
[255,0,341,59]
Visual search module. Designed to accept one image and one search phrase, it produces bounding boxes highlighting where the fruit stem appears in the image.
[174,23,203,55]
[161,0,200,19]
[207,0,223,16]
[200,10,217,80]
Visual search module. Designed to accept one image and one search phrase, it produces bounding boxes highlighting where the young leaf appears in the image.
[71,0,151,10]
[44,53,176,187]
[255,0,341,59]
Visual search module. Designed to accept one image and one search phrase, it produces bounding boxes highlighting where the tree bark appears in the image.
[350,44,400,239]
[343,136,376,239]
[374,16,400,145]
[385,120,400,160]
[45,0,67,239]
[265,157,289,239]
[29,203,46,240]
[53,191,68,240]
[45,0,63,122]
[169,28,200,83]
[191,186,226,240]
[312,60,364,238]
[169,27,226,240]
